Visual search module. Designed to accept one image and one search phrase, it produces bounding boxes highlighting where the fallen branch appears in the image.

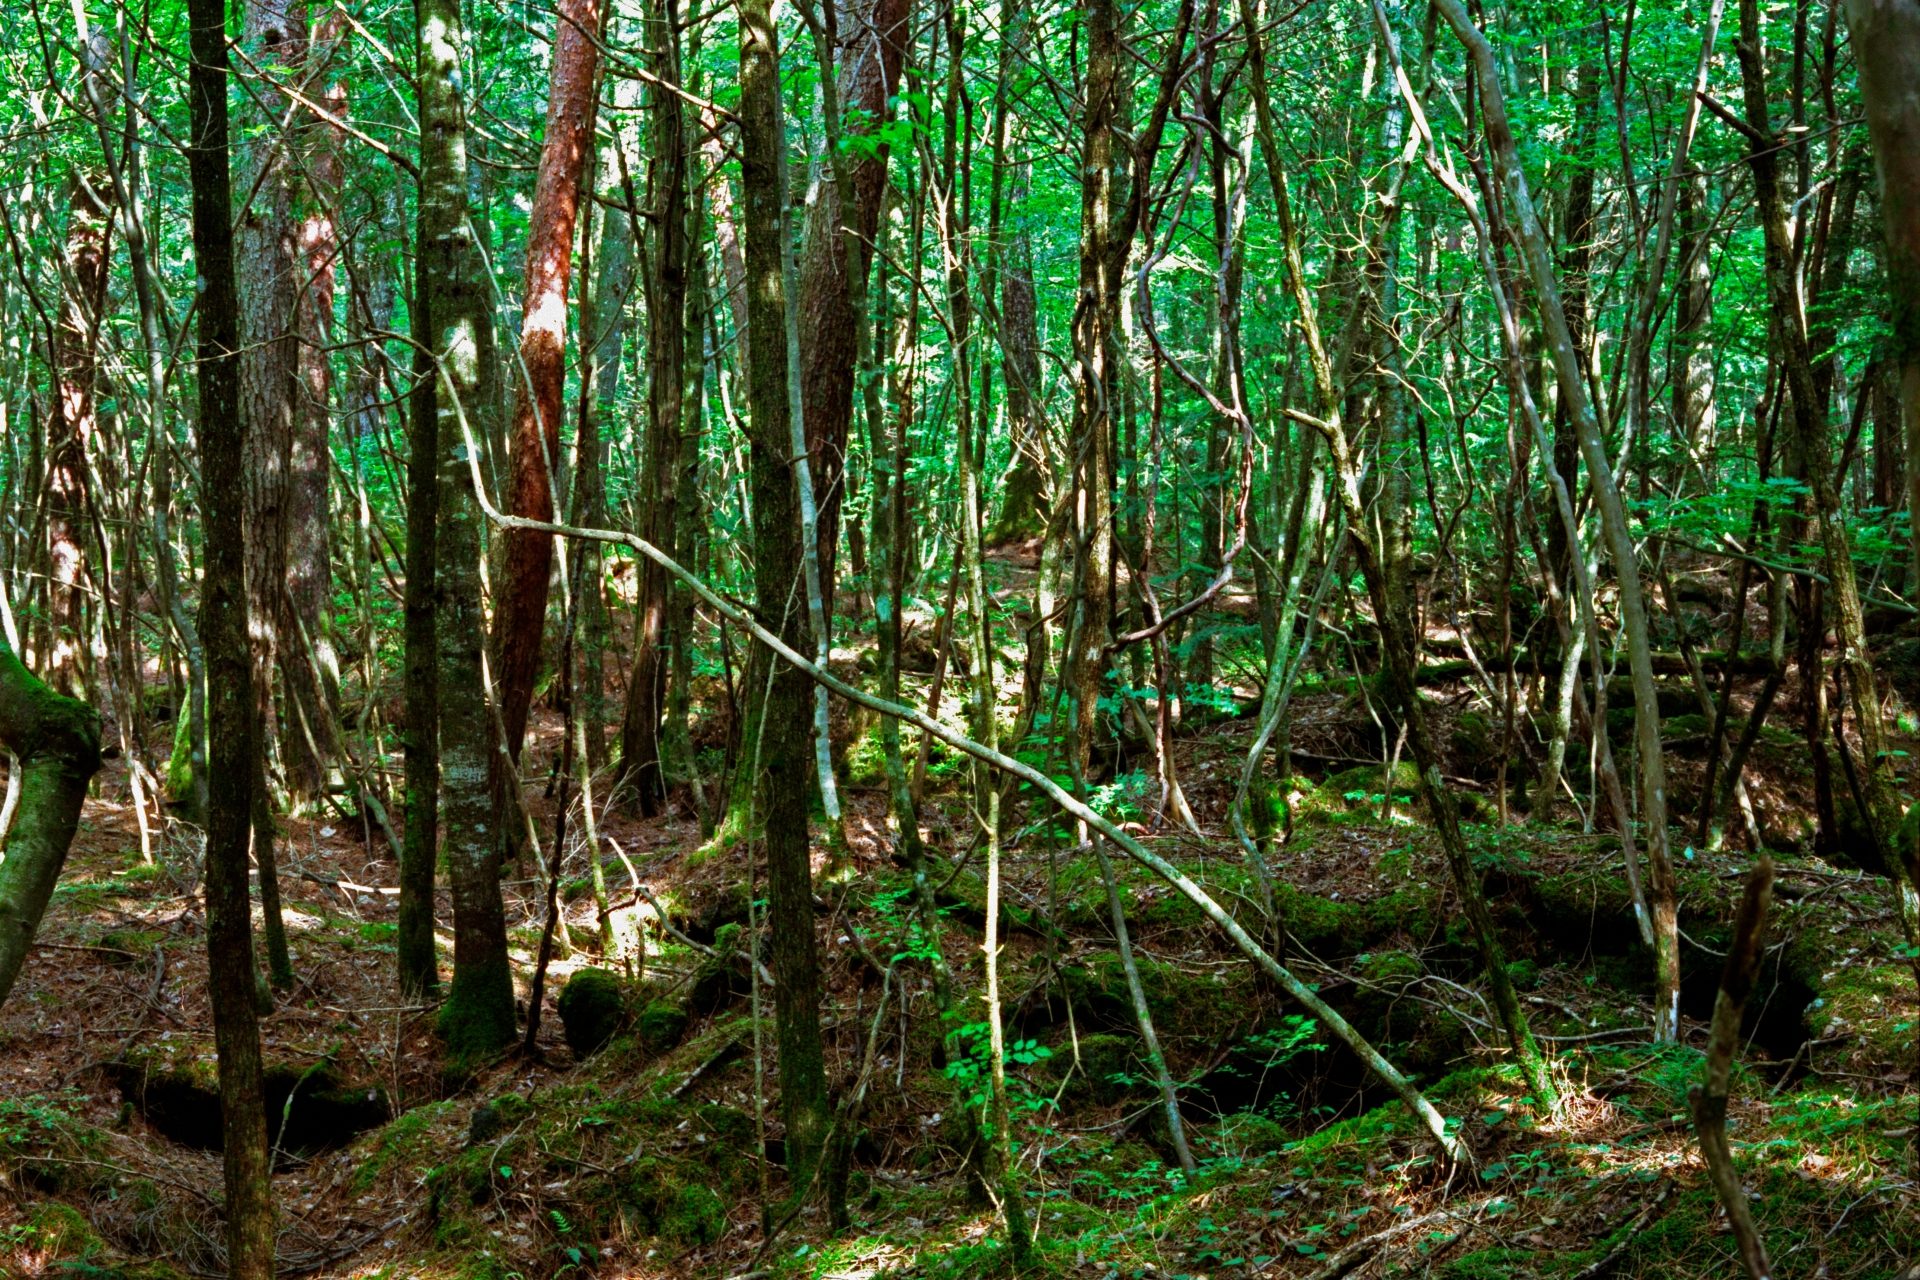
[445,407,1472,1166]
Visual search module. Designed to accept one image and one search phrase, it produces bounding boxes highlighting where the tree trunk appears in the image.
[739,0,832,1206]
[491,0,605,766]
[280,11,346,806]
[399,207,441,999]
[990,158,1048,546]
[45,173,111,700]
[422,0,518,1067]
[1842,0,1920,599]
[0,644,102,1011]
[617,0,688,815]
[1737,0,1920,940]
[184,0,276,1265]
[236,0,309,993]
[795,0,913,598]
[1432,0,1683,1042]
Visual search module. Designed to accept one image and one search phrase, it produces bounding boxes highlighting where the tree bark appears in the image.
[399,205,441,999]
[795,0,913,596]
[185,0,277,1264]
[236,0,308,992]
[280,10,347,806]
[739,0,832,1205]
[1432,0,1683,1042]
[45,172,111,700]
[491,0,605,766]
[0,643,102,1011]
[1736,0,1919,940]
[1842,0,1920,598]
[616,0,687,815]
[422,0,518,1066]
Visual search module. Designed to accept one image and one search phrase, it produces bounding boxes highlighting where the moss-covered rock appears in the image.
[620,1158,728,1245]
[636,998,689,1053]
[1324,761,1422,806]
[558,968,628,1059]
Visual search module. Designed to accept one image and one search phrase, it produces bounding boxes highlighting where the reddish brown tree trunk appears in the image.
[795,0,912,600]
[46,173,112,698]
[491,0,606,762]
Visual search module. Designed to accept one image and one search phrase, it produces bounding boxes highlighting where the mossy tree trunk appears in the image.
[0,642,102,1011]
[422,0,518,1067]
[738,0,832,1205]
[184,0,277,1269]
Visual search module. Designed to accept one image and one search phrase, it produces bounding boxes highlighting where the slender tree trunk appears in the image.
[236,0,309,994]
[739,0,832,1204]
[185,0,276,1264]
[617,0,687,814]
[0,643,101,1010]
[422,0,518,1067]
[1736,0,1920,943]
[992,161,1048,548]
[491,0,606,766]
[399,208,441,999]
[796,0,913,597]
[1432,0,1683,1042]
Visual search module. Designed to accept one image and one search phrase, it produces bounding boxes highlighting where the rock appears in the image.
[557,968,628,1059]
[637,999,689,1053]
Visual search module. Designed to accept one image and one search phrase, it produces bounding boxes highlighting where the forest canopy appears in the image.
[0,0,1918,1276]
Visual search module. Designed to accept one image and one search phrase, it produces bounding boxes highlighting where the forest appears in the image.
[0,0,1916,1275]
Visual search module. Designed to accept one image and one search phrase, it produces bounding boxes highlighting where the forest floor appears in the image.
[2,590,1918,1279]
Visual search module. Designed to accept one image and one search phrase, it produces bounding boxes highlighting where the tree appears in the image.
[185,0,276,1266]
[421,0,518,1066]
[738,0,832,1205]
[1844,0,1920,593]
[491,0,606,772]
[615,0,688,815]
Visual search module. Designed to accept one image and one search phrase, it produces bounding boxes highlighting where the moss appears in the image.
[636,998,689,1053]
[1041,1032,1143,1105]
[1271,882,1439,958]
[1505,957,1541,991]
[622,1161,728,1245]
[557,968,628,1059]
[437,959,519,1074]
[163,710,197,819]
[1324,761,1422,805]
[1439,1248,1535,1279]
[25,1201,102,1259]
[689,923,748,1013]
[1053,950,1256,1043]
[351,1100,462,1193]
[95,928,164,969]
[1246,775,1286,845]
[1210,1111,1291,1157]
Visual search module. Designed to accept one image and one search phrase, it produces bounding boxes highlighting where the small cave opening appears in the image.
[104,1058,391,1164]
